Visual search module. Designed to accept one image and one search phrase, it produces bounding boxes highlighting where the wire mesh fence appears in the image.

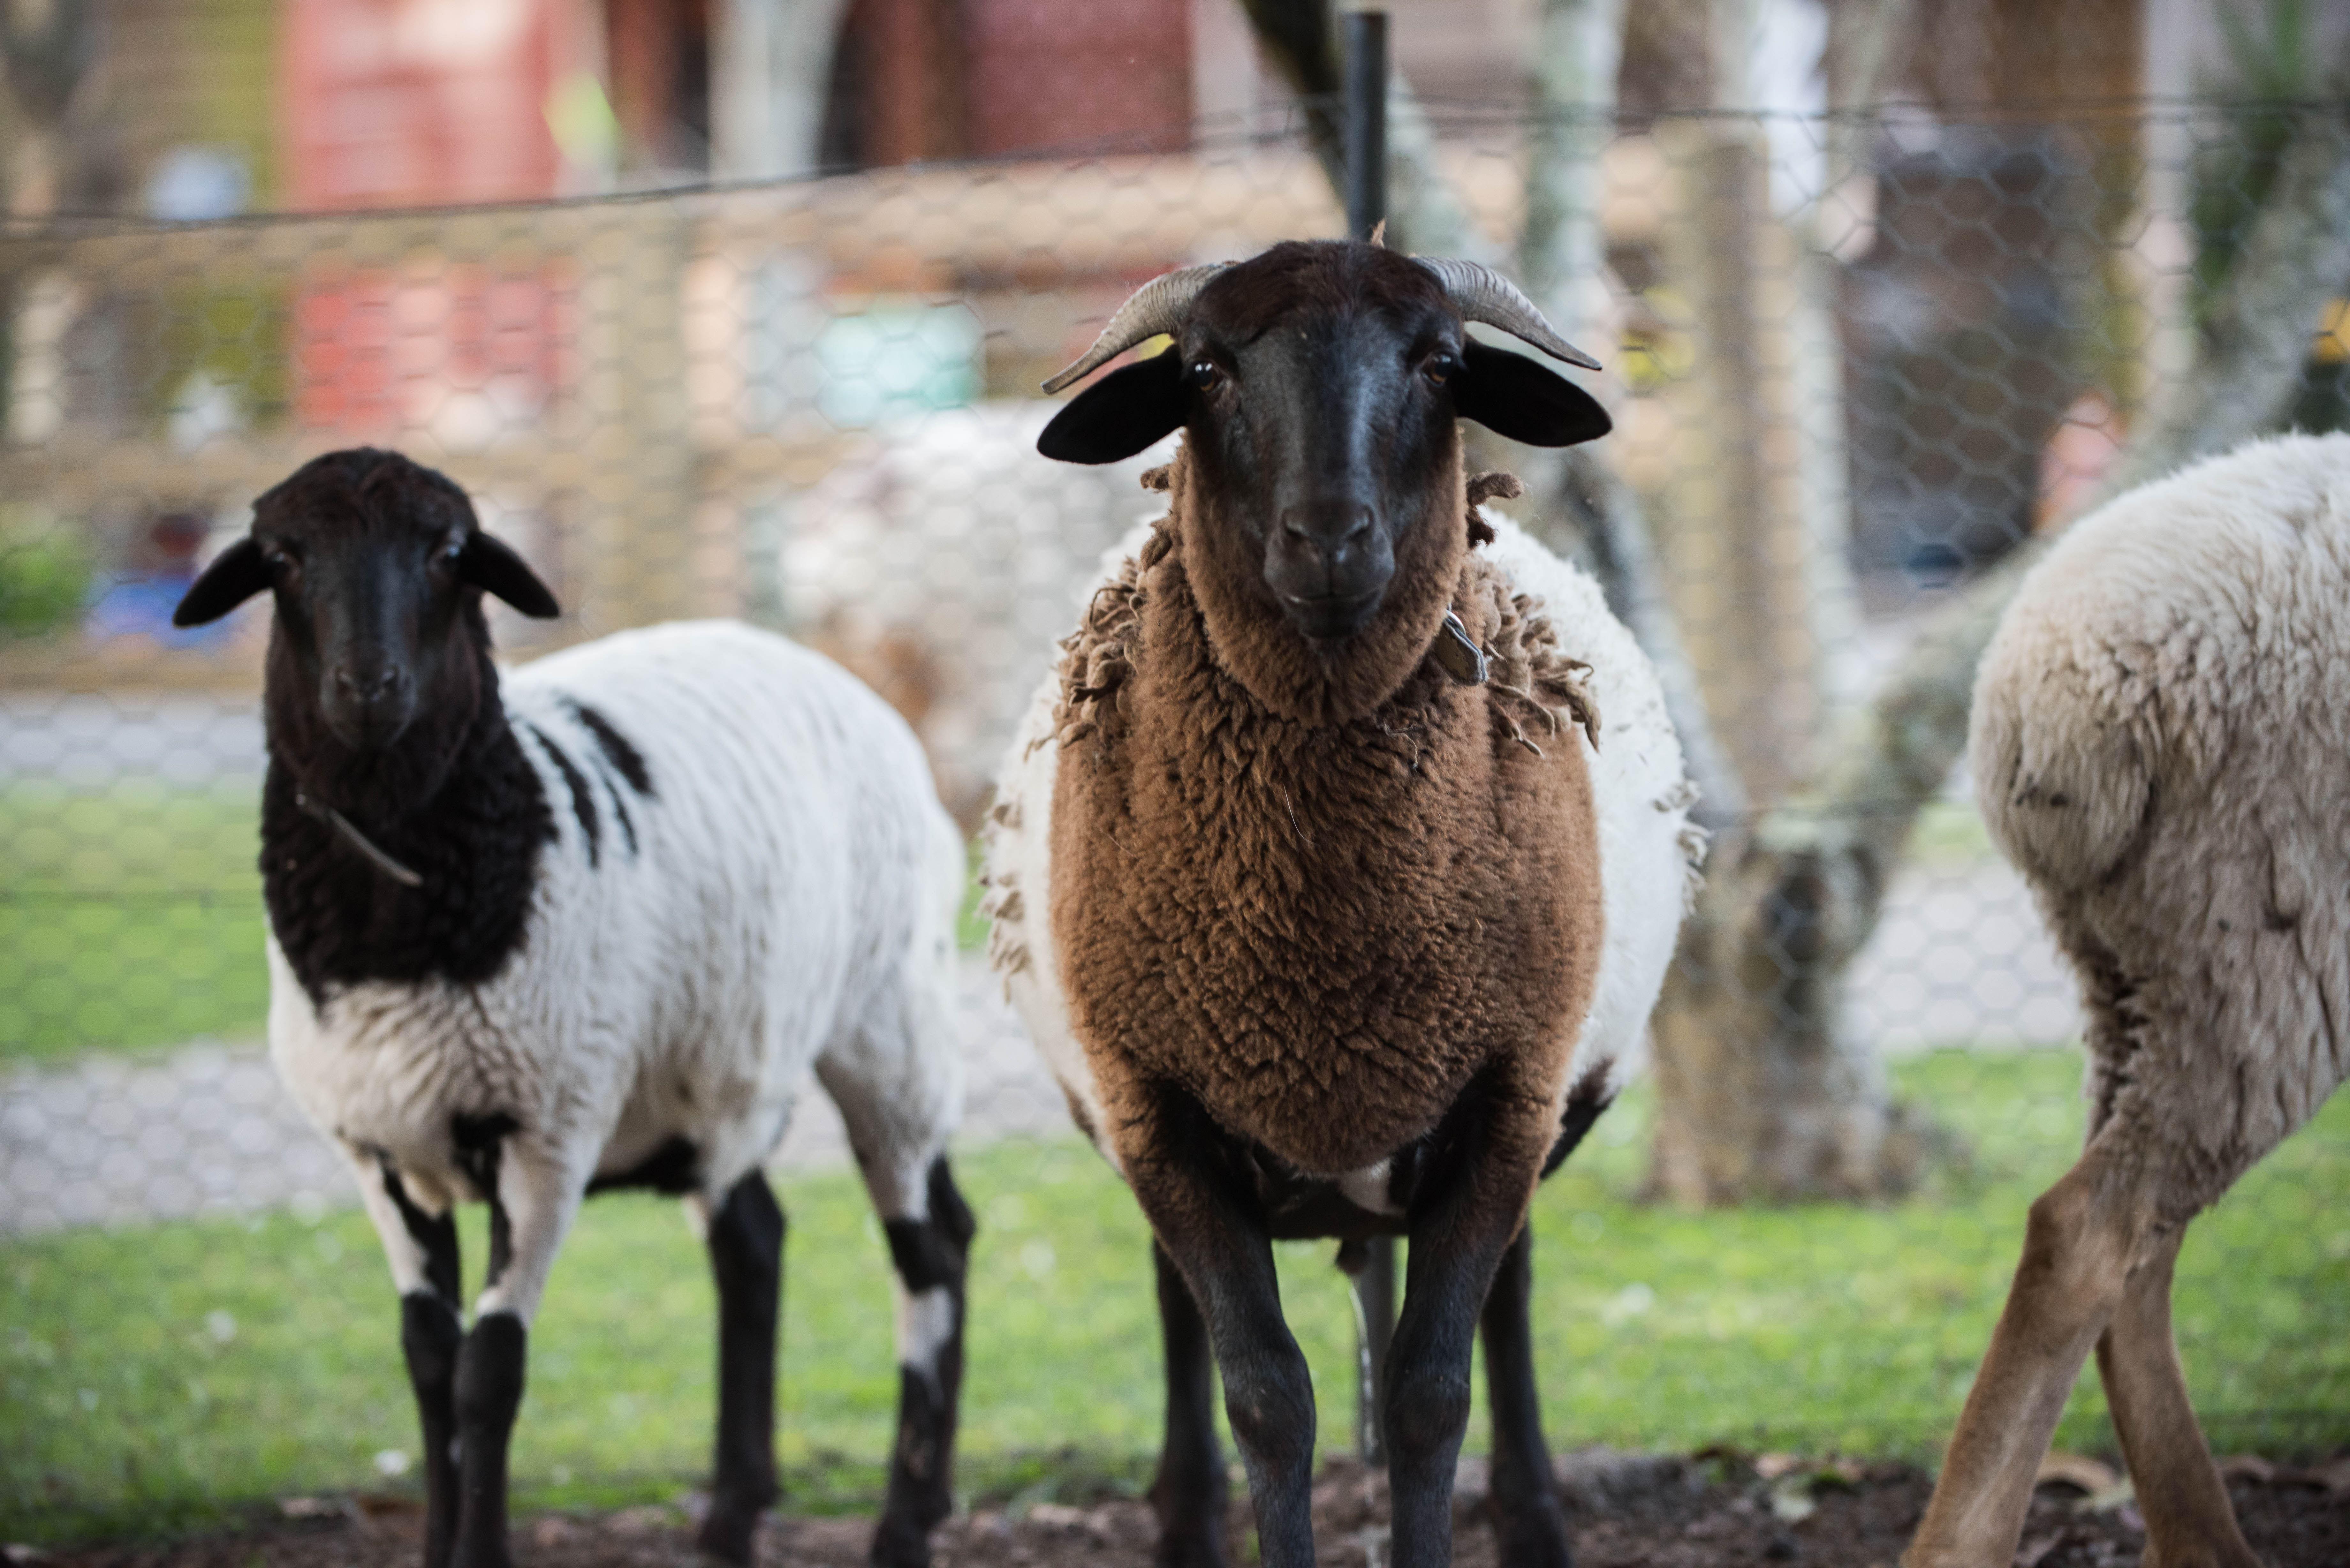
[3,99,2346,1533]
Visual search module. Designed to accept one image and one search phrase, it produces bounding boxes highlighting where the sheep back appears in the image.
[1970,433,2350,1203]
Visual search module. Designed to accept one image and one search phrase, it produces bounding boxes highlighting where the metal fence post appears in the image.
[1343,10,1388,243]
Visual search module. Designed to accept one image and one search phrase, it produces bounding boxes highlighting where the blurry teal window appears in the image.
[815,303,981,429]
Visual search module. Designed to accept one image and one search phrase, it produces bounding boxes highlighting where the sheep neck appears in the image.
[260,646,554,1007]
[1049,491,1605,1177]
[1170,444,1469,726]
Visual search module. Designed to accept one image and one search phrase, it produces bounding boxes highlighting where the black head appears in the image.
[1038,242,1609,642]
[174,448,559,754]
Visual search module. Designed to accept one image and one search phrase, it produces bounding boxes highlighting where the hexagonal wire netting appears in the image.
[2,99,2344,1522]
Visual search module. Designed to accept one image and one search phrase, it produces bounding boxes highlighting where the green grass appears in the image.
[0,782,270,1062]
[6,1051,2346,1545]
[1904,798,1999,868]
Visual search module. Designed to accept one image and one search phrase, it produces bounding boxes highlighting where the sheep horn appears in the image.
[1041,263,1230,394]
[1413,257,1603,371]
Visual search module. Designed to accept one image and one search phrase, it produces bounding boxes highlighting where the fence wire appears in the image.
[2,101,2346,1523]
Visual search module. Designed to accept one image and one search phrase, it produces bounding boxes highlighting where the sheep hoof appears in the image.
[696,1500,763,1567]
[1153,1529,1232,1568]
[1488,1495,1573,1568]
[867,1515,936,1568]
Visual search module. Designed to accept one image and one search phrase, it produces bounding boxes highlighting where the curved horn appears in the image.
[1041,262,1230,394]
[1413,256,1603,371]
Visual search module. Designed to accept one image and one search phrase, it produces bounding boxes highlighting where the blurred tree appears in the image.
[1639,6,2350,1204]
[1236,0,1502,263]
[711,0,856,176]
[1,0,116,216]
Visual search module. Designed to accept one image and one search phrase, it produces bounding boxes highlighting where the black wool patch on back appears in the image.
[603,777,638,858]
[527,722,601,868]
[564,699,654,796]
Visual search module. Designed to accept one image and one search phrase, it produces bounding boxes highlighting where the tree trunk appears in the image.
[1514,0,1751,833]
[1647,99,2350,1204]
[1235,0,1501,262]
[710,0,855,179]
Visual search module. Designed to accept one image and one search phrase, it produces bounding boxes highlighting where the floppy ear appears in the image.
[459,532,562,618]
[1451,341,1612,448]
[1038,350,1187,465]
[172,538,273,627]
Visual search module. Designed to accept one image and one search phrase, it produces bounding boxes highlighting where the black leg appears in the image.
[378,1160,464,1568]
[450,1311,526,1568]
[1127,1084,1316,1568]
[871,1156,974,1568]
[1150,1240,1230,1568]
[1384,1076,1557,1568]
[402,1293,465,1568]
[701,1169,786,1566]
[1480,1225,1570,1567]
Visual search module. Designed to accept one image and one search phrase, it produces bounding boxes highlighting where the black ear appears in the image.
[172,538,273,627]
[460,532,562,618]
[1038,350,1187,464]
[1452,341,1612,448]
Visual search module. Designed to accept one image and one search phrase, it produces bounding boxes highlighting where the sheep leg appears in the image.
[1149,1239,1231,1568]
[2095,1225,2262,1568]
[1480,1223,1570,1568]
[816,995,972,1568]
[1345,1237,1397,1463]
[870,1156,976,1568]
[699,1169,785,1567]
[1385,1079,1556,1568]
[1124,1082,1317,1568]
[1903,1140,2155,1568]
[453,1142,583,1568]
[353,1152,464,1568]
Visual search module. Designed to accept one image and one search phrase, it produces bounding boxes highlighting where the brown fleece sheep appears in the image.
[984,240,1701,1568]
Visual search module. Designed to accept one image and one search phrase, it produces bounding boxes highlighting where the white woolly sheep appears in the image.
[1907,432,2350,1568]
[982,239,1701,1568]
[171,448,973,1568]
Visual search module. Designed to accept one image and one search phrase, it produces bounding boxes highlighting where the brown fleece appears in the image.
[1048,443,1605,1179]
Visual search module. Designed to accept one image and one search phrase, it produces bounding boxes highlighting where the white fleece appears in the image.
[1971,432,2350,1215]
[269,621,965,1322]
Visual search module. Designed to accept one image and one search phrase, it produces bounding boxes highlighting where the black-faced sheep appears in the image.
[172,449,974,1568]
[982,240,1702,1568]
[1905,432,2350,1568]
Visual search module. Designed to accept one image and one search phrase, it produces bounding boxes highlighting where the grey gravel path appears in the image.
[0,864,2081,1238]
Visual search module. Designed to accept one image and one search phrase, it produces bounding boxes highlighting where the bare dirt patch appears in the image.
[38,1451,2349,1568]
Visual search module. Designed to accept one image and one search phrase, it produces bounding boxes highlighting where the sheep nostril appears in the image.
[1278,507,1375,556]
[335,666,401,703]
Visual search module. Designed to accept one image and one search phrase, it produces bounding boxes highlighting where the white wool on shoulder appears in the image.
[1476,514,1701,1107]
[983,511,1700,1177]
[269,620,965,1320]
[1971,431,2350,1206]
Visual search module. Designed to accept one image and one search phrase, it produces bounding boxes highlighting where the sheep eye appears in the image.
[1423,354,1460,387]
[262,543,298,572]
[1186,360,1222,391]
[440,538,465,565]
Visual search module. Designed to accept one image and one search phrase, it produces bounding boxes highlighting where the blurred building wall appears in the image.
[281,0,581,209]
